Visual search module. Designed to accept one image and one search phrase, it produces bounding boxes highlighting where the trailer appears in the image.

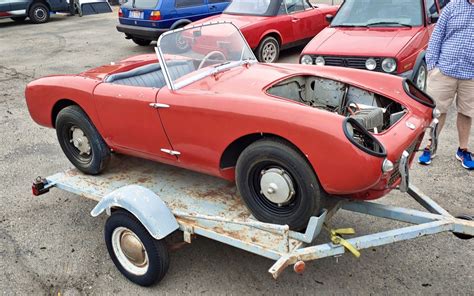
[32,156,474,287]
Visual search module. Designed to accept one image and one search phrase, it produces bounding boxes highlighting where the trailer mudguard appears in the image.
[91,185,179,240]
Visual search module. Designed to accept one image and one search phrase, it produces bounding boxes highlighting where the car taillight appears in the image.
[343,118,387,157]
[150,11,161,21]
[118,8,123,18]
[403,79,436,108]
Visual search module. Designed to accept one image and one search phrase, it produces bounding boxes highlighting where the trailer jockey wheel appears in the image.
[453,215,473,240]
[105,210,170,286]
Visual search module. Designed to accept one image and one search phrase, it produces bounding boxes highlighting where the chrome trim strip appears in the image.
[399,150,410,193]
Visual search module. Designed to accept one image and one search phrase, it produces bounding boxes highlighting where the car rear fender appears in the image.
[170,19,192,30]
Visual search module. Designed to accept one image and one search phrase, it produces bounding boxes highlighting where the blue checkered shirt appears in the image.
[426,0,474,80]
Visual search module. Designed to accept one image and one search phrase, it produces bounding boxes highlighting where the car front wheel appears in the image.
[236,138,322,230]
[414,60,428,91]
[28,3,50,24]
[55,105,110,175]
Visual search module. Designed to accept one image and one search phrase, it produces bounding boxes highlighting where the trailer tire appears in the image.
[236,138,321,230]
[55,105,110,175]
[105,210,170,286]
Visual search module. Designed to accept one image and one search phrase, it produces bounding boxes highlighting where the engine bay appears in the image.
[267,75,406,133]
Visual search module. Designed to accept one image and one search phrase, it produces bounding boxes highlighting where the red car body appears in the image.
[192,0,338,61]
[26,53,436,201]
[300,0,448,78]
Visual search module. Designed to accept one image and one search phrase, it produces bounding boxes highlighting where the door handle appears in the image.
[149,103,170,109]
[291,18,300,23]
[209,5,216,9]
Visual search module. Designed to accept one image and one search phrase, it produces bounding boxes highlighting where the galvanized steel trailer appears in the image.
[33,157,473,286]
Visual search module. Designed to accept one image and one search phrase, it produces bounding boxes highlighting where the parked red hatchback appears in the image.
[192,0,339,63]
[300,0,450,91]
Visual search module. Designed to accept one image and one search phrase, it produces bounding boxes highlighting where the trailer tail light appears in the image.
[32,177,50,196]
[118,8,123,18]
[150,11,161,21]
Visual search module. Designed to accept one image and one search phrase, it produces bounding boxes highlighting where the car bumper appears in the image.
[116,24,168,41]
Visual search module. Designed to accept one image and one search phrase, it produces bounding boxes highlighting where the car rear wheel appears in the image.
[28,3,50,24]
[55,105,110,175]
[105,210,170,286]
[236,138,321,230]
[256,36,280,63]
[132,38,152,46]
[11,16,26,22]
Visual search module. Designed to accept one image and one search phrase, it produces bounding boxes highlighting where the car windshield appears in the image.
[157,23,257,90]
[224,0,281,16]
[331,0,423,27]
[123,0,159,10]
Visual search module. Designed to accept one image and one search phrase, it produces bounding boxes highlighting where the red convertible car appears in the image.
[26,23,439,231]
[191,0,338,63]
[300,0,450,91]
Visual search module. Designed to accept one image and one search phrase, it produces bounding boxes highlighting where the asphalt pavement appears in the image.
[0,7,472,296]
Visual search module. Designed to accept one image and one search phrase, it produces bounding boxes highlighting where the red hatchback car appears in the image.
[192,0,339,63]
[300,0,450,91]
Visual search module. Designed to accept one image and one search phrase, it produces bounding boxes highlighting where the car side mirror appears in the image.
[326,14,334,23]
[430,15,439,23]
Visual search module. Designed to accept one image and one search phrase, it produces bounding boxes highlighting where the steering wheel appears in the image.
[198,51,227,70]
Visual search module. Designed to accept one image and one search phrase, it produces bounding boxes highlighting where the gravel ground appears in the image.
[0,7,472,296]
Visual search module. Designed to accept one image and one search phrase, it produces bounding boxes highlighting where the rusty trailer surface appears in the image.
[36,156,474,281]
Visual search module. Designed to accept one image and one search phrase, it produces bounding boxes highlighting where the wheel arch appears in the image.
[219,133,324,190]
[26,0,52,13]
[259,31,282,47]
[170,19,192,30]
[51,99,81,128]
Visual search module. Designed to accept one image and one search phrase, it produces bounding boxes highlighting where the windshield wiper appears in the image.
[332,24,368,27]
[366,21,412,28]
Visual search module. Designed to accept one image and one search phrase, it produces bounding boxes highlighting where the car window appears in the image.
[130,0,160,9]
[175,0,204,8]
[438,0,450,9]
[303,0,311,9]
[209,0,231,3]
[285,0,305,13]
[225,0,278,16]
[426,0,439,18]
[331,0,423,27]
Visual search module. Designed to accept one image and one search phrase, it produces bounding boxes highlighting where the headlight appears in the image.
[300,55,313,65]
[382,159,394,173]
[365,58,377,71]
[315,56,325,66]
[432,108,441,119]
[382,58,397,73]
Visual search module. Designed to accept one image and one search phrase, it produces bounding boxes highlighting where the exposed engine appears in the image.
[267,75,406,133]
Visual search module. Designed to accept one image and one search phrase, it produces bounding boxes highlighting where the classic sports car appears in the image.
[300,0,450,91]
[26,23,439,230]
[191,0,339,63]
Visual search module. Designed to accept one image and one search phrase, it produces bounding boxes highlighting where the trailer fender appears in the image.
[90,185,179,240]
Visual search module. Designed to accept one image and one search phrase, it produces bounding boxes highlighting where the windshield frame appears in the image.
[156,22,258,91]
[330,0,424,28]
[223,0,283,17]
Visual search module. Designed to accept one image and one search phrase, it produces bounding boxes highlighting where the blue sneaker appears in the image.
[418,148,434,165]
[456,148,474,170]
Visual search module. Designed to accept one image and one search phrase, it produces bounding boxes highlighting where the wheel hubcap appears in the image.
[259,168,295,206]
[417,66,427,91]
[70,126,91,155]
[35,8,46,21]
[262,43,277,63]
[112,227,149,275]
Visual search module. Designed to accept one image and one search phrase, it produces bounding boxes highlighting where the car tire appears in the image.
[235,138,322,230]
[55,105,110,175]
[28,3,50,24]
[414,60,428,91]
[256,36,280,63]
[132,38,152,46]
[11,16,27,22]
[105,210,170,286]
[173,24,190,53]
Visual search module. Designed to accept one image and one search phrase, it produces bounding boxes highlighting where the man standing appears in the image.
[418,0,474,170]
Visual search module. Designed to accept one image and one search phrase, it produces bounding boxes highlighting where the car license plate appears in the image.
[129,11,143,19]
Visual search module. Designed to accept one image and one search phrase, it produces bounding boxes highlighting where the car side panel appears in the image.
[155,86,384,195]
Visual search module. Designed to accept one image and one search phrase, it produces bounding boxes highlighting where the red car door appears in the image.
[93,83,176,160]
[285,0,325,42]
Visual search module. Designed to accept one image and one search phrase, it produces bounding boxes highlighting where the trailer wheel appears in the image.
[453,215,473,240]
[105,210,170,286]
[28,3,50,24]
[55,105,110,175]
[236,139,321,230]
